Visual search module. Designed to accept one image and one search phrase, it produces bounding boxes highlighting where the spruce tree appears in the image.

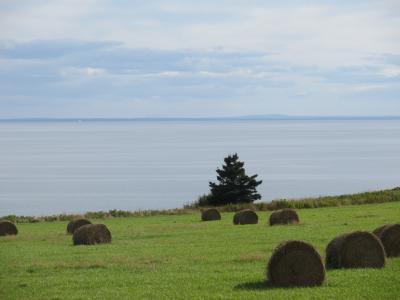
[208,153,262,205]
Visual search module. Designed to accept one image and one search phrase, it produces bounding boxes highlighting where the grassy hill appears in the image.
[4,187,400,223]
[1,201,400,299]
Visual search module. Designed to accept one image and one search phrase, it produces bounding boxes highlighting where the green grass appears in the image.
[188,187,400,211]
[1,202,400,299]
[4,187,400,223]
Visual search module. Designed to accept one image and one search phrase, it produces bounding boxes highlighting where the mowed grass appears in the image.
[1,202,400,300]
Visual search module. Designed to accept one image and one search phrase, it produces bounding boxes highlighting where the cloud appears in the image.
[350,84,389,92]
[0,39,398,117]
[381,66,400,78]
[83,67,105,77]
[1,1,400,68]
[0,40,120,59]
[60,67,106,77]
[0,1,399,117]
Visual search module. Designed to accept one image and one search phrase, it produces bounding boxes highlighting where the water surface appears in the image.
[1,120,399,216]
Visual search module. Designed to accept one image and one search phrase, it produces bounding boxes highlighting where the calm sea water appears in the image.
[1,120,400,216]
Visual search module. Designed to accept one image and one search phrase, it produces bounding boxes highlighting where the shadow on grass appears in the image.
[125,233,175,240]
[235,280,275,291]
[235,280,307,291]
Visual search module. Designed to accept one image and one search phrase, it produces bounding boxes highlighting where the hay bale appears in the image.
[0,220,18,236]
[269,208,299,226]
[233,211,241,225]
[239,210,258,225]
[201,208,221,221]
[73,224,112,245]
[373,224,400,257]
[267,240,325,287]
[326,231,386,269]
[233,209,258,225]
[67,220,74,233]
[66,218,92,234]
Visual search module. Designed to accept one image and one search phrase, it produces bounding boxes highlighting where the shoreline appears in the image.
[2,115,400,123]
[2,187,399,223]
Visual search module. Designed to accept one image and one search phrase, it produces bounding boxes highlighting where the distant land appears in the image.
[1,115,400,122]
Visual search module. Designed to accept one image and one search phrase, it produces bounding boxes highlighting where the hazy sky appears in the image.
[0,0,399,118]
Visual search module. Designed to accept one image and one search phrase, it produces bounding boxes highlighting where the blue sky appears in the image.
[0,0,399,118]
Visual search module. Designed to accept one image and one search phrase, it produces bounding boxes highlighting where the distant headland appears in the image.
[1,115,400,122]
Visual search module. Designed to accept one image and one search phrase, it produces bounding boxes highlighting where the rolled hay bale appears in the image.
[373,224,400,257]
[201,208,221,221]
[267,240,325,287]
[0,220,18,236]
[269,208,299,226]
[233,211,241,225]
[326,231,386,269]
[73,224,112,246]
[66,218,92,234]
[233,209,258,225]
[66,220,75,233]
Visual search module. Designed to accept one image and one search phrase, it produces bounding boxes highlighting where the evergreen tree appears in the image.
[208,153,262,205]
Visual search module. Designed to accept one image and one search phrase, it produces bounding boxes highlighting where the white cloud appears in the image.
[381,66,400,77]
[84,67,105,77]
[351,84,389,92]
[0,1,400,117]
[1,1,399,68]
[60,67,106,77]
[144,71,182,78]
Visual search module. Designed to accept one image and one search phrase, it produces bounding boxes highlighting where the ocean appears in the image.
[1,119,399,216]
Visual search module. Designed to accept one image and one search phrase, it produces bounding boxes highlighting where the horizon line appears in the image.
[1,114,400,122]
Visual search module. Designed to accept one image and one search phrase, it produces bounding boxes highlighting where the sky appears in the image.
[0,0,399,118]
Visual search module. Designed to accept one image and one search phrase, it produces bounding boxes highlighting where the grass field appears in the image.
[1,202,400,299]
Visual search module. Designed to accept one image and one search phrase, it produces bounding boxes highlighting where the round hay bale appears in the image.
[233,211,242,225]
[73,224,112,246]
[269,208,299,226]
[373,224,400,257]
[0,220,18,236]
[267,240,325,287]
[66,220,74,234]
[201,208,221,221]
[233,209,258,225]
[66,218,92,234]
[326,231,386,269]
